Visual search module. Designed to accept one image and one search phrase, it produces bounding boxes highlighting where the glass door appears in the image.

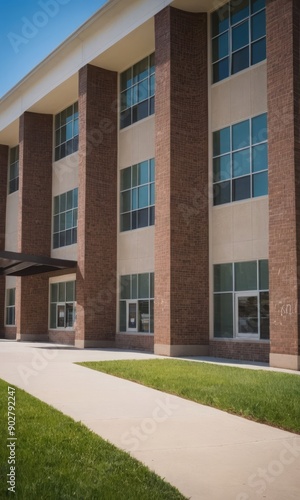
[127,301,138,332]
[235,293,259,337]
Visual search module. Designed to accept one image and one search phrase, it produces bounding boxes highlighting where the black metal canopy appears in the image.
[0,251,77,277]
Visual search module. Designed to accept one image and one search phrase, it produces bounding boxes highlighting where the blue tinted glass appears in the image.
[138,186,148,208]
[231,0,249,25]
[212,33,229,62]
[213,154,231,182]
[150,183,155,205]
[133,57,148,84]
[138,80,149,103]
[252,113,267,144]
[253,171,268,197]
[213,181,231,205]
[132,188,138,210]
[251,0,265,14]
[233,175,251,201]
[213,58,229,83]
[233,149,250,177]
[121,191,131,213]
[121,68,132,91]
[232,20,249,52]
[138,161,148,185]
[211,6,229,37]
[232,120,250,150]
[213,127,230,156]
[232,47,249,74]
[150,159,155,182]
[252,144,268,172]
[251,38,266,64]
[251,10,266,41]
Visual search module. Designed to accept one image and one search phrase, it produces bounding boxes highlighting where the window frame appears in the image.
[119,273,154,334]
[213,113,268,206]
[49,280,76,330]
[5,288,16,326]
[211,0,266,84]
[54,102,79,161]
[53,188,78,249]
[8,146,19,195]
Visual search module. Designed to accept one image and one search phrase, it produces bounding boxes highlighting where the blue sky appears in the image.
[0,0,108,98]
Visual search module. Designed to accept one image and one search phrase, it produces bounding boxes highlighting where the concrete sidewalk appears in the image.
[0,340,299,500]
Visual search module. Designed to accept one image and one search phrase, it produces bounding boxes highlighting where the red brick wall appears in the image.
[77,64,118,344]
[0,145,8,337]
[267,0,300,356]
[209,341,270,363]
[115,334,154,352]
[17,112,53,338]
[154,7,209,348]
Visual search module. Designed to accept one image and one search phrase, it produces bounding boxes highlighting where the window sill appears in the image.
[118,331,154,336]
[211,337,270,343]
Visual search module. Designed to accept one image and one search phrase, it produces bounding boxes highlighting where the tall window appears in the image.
[6,288,16,326]
[55,102,79,161]
[214,260,269,339]
[213,113,268,205]
[8,146,19,194]
[120,159,155,232]
[50,281,76,329]
[53,188,78,249]
[120,273,154,334]
[120,54,155,129]
[212,0,266,83]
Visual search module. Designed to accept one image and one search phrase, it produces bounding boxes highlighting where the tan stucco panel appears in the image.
[5,192,19,252]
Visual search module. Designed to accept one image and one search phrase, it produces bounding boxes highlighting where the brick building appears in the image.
[0,0,299,371]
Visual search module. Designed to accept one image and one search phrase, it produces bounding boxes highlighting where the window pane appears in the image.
[54,196,59,215]
[252,144,268,172]
[121,191,131,213]
[235,261,257,291]
[120,301,126,331]
[251,37,266,65]
[214,293,233,338]
[213,155,231,182]
[60,213,66,231]
[213,58,229,83]
[211,6,229,37]
[252,113,267,144]
[51,283,58,303]
[253,171,268,197]
[232,20,249,52]
[59,282,65,302]
[73,188,78,208]
[60,193,66,212]
[238,295,258,334]
[138,208,149,228]
[212,33,229,62]
[121,276,130,300]
[150,273,154,298]
[66,281,74,302]
[251,10,266,41]
[120,111,131,129]
[138,273,149,298]
[231,0,249,25]
[133,57,148,83]
[121,167,131,191]
[232,120,250,150]
[139,161,149,185]
[259,260,269,290]
[138,185,148,208]
[232,47,249,74]
[150,299,154,333]
[138,80,149,102]
[213,181,231,205]
[251,0,265,14]
[132,274,138,299]
[120,213,131,232]
[150,159,155,182]
[139,300,149,332]
[214,264,233,292]
[66,210,73,229]
[149,206,155,226]
[213,127,230,156]
[233,175,251,201]
[121,68,132,91]
[232,149,250,177]
[132,188,138,210]
[50,303,57,329]
[260,291,269,339]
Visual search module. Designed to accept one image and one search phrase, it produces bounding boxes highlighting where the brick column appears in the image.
[16,112,53,341]
[76,64,118,348]
[0,145,9,337]
[154,7,209,356]
[267,0,300,370]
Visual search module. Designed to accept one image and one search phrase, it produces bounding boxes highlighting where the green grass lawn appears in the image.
[78,359,300,434]
[0,378,185,500]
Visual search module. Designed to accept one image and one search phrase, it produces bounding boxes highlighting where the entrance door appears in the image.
[235,293,259,337]
[127,301,138,332]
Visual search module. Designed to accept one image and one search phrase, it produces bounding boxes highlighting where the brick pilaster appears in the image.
[0,145,9,337]
[267,0,300,370]
[16,112,53,341]
[76,64,118,348]
[154,7,209,356]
